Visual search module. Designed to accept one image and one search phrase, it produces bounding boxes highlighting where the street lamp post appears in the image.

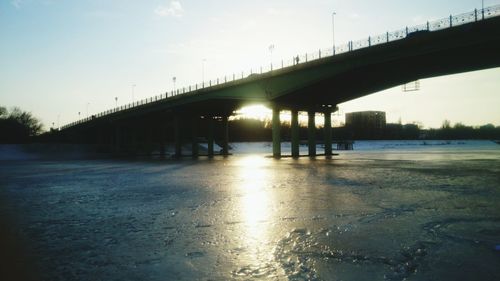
[115,97,118,107]
[332,12,336,54]
[269,44,275,70]
[202,59,206,82]
[482,0,485,19]
[131,84,136,103]
[173,77,176,92]
[78,112,81,119]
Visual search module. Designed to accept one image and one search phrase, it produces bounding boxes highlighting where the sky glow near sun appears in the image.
[234,105,327,127]
[1,0,500,129]
[235,105,271,121]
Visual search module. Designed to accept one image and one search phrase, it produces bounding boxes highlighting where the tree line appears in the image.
[1,106,499,143]
[0,106,43,143]
[227,119,500,141]
[425,120,500,140]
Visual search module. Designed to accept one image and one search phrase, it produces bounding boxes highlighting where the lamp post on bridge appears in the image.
[202,59,206,82]
[172,77,177,93]
[131,84,136,103]
[115,97,118,107]
[269,44,275,70]
[332,12,336,54]
[482,0,485,19]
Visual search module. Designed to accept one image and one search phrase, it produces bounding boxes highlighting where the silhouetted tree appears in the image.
[228,119,271,141]
[401,123,420,139]
[0,106,7,117]
[0,106,43,143]
[423,121,500,140]
[438,119,453,139]
[478,124,497,139]
[441,119,451,129]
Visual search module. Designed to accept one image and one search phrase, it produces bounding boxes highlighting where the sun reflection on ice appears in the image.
[233,155,279,277]
[236,155,271,236]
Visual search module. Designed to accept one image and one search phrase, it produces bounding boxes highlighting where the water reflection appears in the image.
[233,155,278,277]
[237,156,270,227]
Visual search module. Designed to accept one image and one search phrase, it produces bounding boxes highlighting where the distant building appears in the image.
[345,111,386,139]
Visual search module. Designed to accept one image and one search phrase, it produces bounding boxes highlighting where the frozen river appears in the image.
[1,141,499,280]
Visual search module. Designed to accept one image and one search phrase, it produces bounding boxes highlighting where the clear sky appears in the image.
[1,0,499,129]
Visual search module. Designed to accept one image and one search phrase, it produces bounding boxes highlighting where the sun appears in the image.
[234,105,272,121]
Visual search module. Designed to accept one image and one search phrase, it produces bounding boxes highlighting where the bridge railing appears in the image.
[61,4,500,130]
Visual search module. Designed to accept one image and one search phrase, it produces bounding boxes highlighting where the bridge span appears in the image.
[57,6,500,158]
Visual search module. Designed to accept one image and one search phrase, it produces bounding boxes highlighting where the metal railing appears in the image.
[61,5,500,130]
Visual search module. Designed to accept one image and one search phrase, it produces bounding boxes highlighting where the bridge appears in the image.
[57,6,500,158]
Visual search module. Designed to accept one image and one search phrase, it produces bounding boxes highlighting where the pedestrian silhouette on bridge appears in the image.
[295,55,300,65]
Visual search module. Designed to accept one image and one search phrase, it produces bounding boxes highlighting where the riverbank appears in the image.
[1,140,498,161]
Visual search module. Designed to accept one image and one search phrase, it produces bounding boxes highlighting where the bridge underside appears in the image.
[270,16,500,108]
[56,16,500,158]
[275,42,500,107]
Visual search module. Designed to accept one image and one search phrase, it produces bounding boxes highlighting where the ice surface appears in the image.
[0,140,499,280]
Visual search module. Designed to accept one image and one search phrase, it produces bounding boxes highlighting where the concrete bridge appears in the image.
[58,6,500,158]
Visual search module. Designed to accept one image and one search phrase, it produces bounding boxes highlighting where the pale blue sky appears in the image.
[1,0,499,129]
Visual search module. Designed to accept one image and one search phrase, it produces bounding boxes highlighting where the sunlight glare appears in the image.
[236,155,271,237]
[233,155,280,274]
[235,105,272,121]
[235,105,330,127]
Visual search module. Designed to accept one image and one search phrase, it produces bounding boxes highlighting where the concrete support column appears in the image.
[130,126,138,156]
[114,125,122,154]
[221,115,229,156]
[98,127,106,145]
[146,125,154,155]
[308,110,316,156]
[324,108,332,156]
[191,117,199,158]
[159,123,166,158]
[106,126,113,151]
[207,117,214,157]
[174,115,182,158]
[291,109,300,158]
[272,106,281,158]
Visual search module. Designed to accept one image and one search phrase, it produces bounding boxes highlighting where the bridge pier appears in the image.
[159,122,166,158]
[114,125,122,154]
[272,106,281,158]
[145,124,154,156]
[308,110,316,157]
[98,127,106,147]
[130,126,138,156]
[207,117,215,157]
[291,109,300,158]
[174,114,182,158]
[191,117,199,158]
[221,115,229,156]
[324,108,332,157]
[104,126,113,152]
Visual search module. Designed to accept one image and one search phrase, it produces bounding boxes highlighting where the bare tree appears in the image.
[0,106,43,143]
[7,107,43,136]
